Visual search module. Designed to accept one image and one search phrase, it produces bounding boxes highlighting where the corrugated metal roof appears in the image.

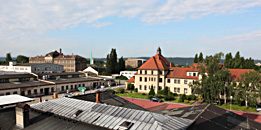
[31,98,193,130]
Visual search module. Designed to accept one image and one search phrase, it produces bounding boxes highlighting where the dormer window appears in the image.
[193,73,197,76]
[151,70,153,75]
[145,70,147,74]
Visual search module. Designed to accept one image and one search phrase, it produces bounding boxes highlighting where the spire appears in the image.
[157,47,161,55]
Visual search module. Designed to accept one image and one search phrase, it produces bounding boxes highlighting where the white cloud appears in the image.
[91,22,112,28]
[0,0,261,34]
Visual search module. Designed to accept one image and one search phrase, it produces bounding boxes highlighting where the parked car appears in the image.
[150,97,163,103]
[256,103,261,112]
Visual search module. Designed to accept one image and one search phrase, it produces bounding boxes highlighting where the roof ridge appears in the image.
[193,104,210,121]
[152,56,159,70]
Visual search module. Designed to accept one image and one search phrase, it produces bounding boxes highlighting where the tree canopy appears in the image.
[16,55,29,63]
[6,53,12,62]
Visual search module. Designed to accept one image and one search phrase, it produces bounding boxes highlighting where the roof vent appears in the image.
[118,121,134,130]
[73,110,83,118]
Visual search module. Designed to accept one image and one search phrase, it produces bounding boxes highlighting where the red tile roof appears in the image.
[138,54,170,70]
[167,67,199,79]
[228,69,255,81]
[126,76,135,83]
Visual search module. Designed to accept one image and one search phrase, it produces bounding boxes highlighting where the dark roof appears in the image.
[72,92,148,111]
[154,104,261,130]
[0,73,35,79]
[37,72,84,76]
[0,80,51,90]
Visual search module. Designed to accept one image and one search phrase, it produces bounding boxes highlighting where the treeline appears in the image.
[0,53,29,64]
[105,48,125,74]
[194,51,260,72]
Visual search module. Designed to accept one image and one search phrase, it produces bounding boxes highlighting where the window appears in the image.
[140,77,142,82]
[139,70,141,74]
[189,73,192,76]
[145,70,147,74]
[177,88,180,93]
[144,85,147,90]
[139,85,142,90]
[159,78,162,83]
[174,87,177,92]
[174,79,177,83]
[149,78,150,81]
[184,80,188,84]
[83,84,85,87]
[178,79,180,84]
[154,78,156,81]
[159,70,162,75]
[145,77,147,82]
[71,85,73,89]
[75,85,77,89]
[6,92,10,95]
[40,89,44,94]
[51,87,54,92]
[79,84,81,87]
[167,79,170,83]
[66,85,68,90]
[61,86,64,91]
[184,88,187,93]
[193,73,196,76]
[13,91,18,94]
[151,70,153,75]
[28,90,31,95]
[34,89,37,94]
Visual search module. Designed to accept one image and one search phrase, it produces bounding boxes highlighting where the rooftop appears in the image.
[0,95,34,107]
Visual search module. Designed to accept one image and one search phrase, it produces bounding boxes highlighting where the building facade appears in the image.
[128,47,254,95]
[0,62,63,74]
[29,49,87,72]
[125,58,146,68]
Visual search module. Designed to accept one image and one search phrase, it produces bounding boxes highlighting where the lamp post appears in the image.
[230,96,233,111]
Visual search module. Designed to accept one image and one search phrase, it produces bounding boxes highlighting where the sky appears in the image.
[0,0,261,59]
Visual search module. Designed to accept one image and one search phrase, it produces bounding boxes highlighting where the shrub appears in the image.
[127,83,134,91]
[164,95,175,101]
[187,95,197,100]
[147,95,154,99]
[148,86,155,96]
[172,93,178,96]
[115,75,128,80]
[156,94,164,99]
[142,93,146,95]
[134,88,138,92]
[158,90,164,95]
[116,87,125,94]
[105,89,115,94]
[184,100,189,103]
[178,94,187,102]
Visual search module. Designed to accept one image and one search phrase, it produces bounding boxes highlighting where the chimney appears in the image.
[59,48,62,55]
[96,90,101,103]
[16,103,30,128]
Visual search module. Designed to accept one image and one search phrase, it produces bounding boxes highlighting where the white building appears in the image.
[120,71,137,79]
[0,62,64,74]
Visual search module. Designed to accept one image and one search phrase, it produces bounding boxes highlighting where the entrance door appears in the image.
[44,88,49,95]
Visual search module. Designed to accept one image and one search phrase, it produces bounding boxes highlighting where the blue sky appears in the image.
[0,0,261,59]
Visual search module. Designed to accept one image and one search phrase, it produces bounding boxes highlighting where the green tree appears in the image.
[224,53,233,68]
[118,56,125,71]
[171,62,175,67]
[194,54,198,63]
[125,65,134,71]
[198,52,204,63]
[6,53,12,62]
[237,71,261,109]
[106,48,118,74]
[148,85,155,96]
[192,52,231,105]
[127,83,134,92]
[16,55,29,63]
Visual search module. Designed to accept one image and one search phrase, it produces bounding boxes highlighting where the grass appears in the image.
[116,92,196,104]
[217,104,257,112]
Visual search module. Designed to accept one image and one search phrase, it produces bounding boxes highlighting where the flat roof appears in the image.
[0,95,34,107]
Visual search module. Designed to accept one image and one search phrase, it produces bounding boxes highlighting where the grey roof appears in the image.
[38,72,84,76]
[0,73,35,79]
[31,98,193,130]
[0,95,34,107]
[49,77,104,84]
[72,92,148,111]
[0,80,51,90]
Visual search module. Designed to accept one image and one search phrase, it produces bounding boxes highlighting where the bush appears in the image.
[116,88,125,94]
[134,88,138,92]
[156,94,164,99]
[184,100,189,103]
[187,95,197,101]
[142,93,146,95]
[172,93,178,96]
[105,89,115,94]
[158,90,164,95]
[115,75,128,80]
[164,95,175,101]
[127,83,134,91]
[148,86,155,96]
[147,95,154,99]
[178,94,187,102]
